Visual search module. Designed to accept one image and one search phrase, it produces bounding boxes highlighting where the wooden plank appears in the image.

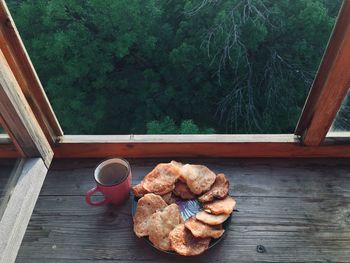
[16,196,350,262]
[295,1,350,145]
[2,133,349,159]
[38,158,350,198]
[16,159,350,262]
[53,134,350,158]
[0,143,18,158]
[60,134,297,143]
[0,1,63,143]
[0,49,53,166]
[0,158,48,263]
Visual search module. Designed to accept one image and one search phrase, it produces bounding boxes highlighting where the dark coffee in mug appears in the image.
[86,158,132,206]
[97,163,128,185]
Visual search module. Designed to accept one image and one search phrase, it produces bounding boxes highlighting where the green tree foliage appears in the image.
[7,0,342,134]
[147,117,215,134]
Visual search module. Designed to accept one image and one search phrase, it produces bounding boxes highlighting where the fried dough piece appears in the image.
[132,182,148,197]
[142,163,182,195]
[148,204,183,251]
[161,192,177,205]
[171,161,186,182]
[133,194,167,237]
[198,173,229,203]
[180,164,216,195]
[203,196,236,215]
[171,160,183,169]
[196,211,230,225]
[185,217,224,239]
[169,224,210,256]
[173,181,196,199]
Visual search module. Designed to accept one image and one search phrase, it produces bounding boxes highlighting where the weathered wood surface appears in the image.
[0,158,48,263]
[54,135,350,158]
[0,49,53,167]
[0,134,18,158]
[15,159,350,262]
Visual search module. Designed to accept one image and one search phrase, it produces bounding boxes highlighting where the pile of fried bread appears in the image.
[132,161,236,256]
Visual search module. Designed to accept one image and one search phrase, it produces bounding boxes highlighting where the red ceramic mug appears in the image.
[85,158,132,206]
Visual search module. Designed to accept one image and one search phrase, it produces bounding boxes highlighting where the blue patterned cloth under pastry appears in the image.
[176,198,202,221]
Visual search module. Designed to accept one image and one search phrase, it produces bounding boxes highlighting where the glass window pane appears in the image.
[328,91,350,132]
[8,0,343,134]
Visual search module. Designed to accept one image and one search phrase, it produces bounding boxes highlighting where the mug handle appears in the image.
[85,186,107,206]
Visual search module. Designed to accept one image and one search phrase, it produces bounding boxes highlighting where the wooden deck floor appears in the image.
[14,158,350,262]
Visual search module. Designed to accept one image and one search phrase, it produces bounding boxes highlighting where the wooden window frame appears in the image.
[0,1,349,262]
[0,47,53,166]
[0,0,349,159]
[0,1,63,145]
[0,0,348,160]
[0,3,53,262]
[52,0,348,151]
[295,0,350,146]
[52,134,350,158]
[0,134,17,158]
[0,16,53,259]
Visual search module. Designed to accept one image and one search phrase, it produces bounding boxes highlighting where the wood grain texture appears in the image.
[3,133,350,159]
[15,158,350,263]
[0,158,48,263]
[53,134,350,158]
[0,143,18,158]
[0,49,53,166]
[0,134,17,158]
[296,1,350,145]
[0,0,63,142]
[59,134,298,143]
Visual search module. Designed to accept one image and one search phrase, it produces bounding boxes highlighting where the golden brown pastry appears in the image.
[180,164,216,195]
[198,173,229,203]
[161,192,177,205]
[185,217,224,239]
[142,163,182,195]
[203,196,236,215]
[132,182,148,197]
[169,224,210,256]
[195,211,230,225]
[173,181,196,199]
[148,204,183,250]
[133,193,167,237]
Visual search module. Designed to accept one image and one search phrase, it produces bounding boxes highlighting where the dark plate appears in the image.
[131,194,232,255]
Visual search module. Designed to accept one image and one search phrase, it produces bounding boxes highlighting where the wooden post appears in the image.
[295,0,350,145]
[0,49,53,167]
[0,0,63,144]
[0,158,48,263]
